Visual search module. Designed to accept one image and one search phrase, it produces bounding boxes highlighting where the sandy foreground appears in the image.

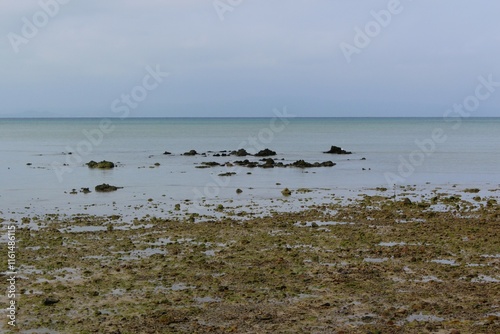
[1,187,499,333]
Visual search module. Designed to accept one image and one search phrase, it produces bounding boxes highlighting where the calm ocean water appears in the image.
[1,117,499,218]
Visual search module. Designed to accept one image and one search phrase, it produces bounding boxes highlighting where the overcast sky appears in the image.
[1,0,499,117]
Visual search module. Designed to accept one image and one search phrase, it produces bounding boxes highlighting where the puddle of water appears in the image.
[481,254,500,258]
[148,237,174,245]
[403,266,415,274]
[110,289,126,296]
[295,221,354,227]
[60,226,107,233]
[391,276,406,283]
[396,218,426,224]
[363,257,388,263]
[320,262,337,267]
[211,273,225,278]
[405,312,444,323]
[82,255,110,260]
[416,276,443,283]
[203,250,216,256]
[471,275,500,283]
[429,204,452,212]
[115,224,154,230]
[194,296,221,303]
[171,283,195,291]
[122,248,167,260]
[430,259,459,266]
[378,242,407,247]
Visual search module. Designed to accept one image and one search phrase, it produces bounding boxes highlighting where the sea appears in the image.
[1,117,499,220]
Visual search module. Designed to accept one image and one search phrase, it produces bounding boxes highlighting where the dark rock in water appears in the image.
[321,161,335,167]
[87,160,115,169]
[218,172,236,177]
[234,160,258,168]
[201,161,221,167]
[290,160,335,168]
[260,158,275,168]
[324,146,352,154]
[231,148,250,157]
[281,188,292,196]
[213,154,221,157]
[183,150,198,156]
[290,160,314,168]
[236,188,243,194]
[163,151,172,155]
[80,188,91,194]
[95,184,121,192]
[255,148,277,157]
[43,297,59,306]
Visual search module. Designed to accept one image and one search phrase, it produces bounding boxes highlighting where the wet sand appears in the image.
[1,187,499,333]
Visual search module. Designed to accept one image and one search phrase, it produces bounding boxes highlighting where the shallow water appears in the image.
[1,117,499,217]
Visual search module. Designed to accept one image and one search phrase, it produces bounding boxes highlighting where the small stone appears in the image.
[402,198,412,205]
[43,297,59,306]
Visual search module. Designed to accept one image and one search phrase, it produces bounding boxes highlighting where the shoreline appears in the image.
[1,186,499,333]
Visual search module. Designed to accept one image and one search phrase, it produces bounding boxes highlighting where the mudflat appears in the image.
[2,189,499,333]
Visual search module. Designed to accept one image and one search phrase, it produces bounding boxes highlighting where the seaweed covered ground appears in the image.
[1,190,499,333]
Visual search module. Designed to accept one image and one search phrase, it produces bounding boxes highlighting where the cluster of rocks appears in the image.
[195,158,336,169]
[164,146,354,157]
[228,158,335,169]
[68,185,122,194]
[165,146,352,158]
[178,148,277,157]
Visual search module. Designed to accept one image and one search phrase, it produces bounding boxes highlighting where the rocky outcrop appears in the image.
[231,149,250,157]
[290,160,335,168]
[183,150,198,156]
[255,149,277,157]
[323,146,352,154]
[234,160,259,168]
[87,160,115,169]
[95,184,121,192]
